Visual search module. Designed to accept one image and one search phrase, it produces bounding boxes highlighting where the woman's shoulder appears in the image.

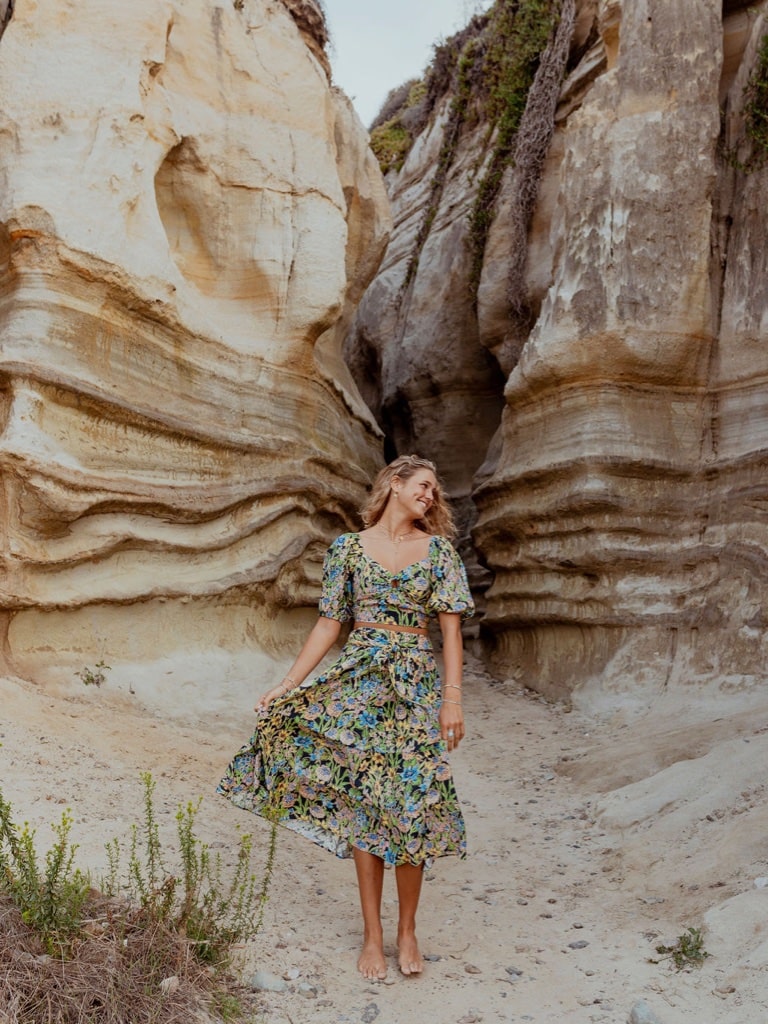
[429,534,459,555]
[327,532,358,548]
[428,535,469,573]
[326,532,360,555]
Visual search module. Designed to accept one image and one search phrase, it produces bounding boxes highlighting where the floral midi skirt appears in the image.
[217,627,467,867]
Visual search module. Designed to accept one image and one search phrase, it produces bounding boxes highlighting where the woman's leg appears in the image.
[395,862,424,975]
[353,848,388,979]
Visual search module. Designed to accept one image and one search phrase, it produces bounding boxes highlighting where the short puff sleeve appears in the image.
[317,534,354,622]
[426,536,474,620]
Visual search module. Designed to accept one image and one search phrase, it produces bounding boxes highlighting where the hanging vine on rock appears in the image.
[394,0,569,308]
[743,24,768,169]
[400,41,479,298]
[504,0,576,327]
[465,0,560,292]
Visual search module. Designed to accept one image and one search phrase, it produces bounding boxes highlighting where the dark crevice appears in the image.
[0,0,14,42]
[380,389,415,461]
[342,326,382,422]
[723,0,759,14]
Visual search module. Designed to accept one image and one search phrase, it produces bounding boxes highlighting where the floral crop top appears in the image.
[318,532,474,629]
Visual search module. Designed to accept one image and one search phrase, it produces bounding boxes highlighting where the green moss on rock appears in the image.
[744,29,768,168]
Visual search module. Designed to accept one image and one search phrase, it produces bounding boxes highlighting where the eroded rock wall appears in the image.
[348,0,768,705]
[344,107,506,546]
[0,0,390,684]
[475,0,768,704]
[344,1,590,561]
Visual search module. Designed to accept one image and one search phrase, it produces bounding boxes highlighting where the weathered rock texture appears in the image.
[345,1,586,563]
[475,0,768,704]
[344,107,507,546]
[0,0,390,681]
[348,0,768,703]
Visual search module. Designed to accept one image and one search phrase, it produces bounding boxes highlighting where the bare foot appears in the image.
[358,936,387,980]
[397,930,424,976]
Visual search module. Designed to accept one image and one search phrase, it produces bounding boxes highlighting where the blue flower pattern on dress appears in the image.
[217,532,474,867]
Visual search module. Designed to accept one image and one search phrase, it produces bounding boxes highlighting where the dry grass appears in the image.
[277,0,328,51]
[0,892,242,1024]
[0,771,273,1024]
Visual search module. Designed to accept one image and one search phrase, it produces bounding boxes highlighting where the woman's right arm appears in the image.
[255,615,342,711]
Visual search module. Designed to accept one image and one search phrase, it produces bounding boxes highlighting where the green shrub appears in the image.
[370,78,432,174]
[652,926,710,970]
[0,795,90,954]
[370,119,412,174]
[75,659,110,686]
[0,773,275,1021]
[103,771,277,965]
[370,78,420,131]
[0,772,276,967]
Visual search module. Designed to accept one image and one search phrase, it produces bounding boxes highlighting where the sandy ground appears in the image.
[2,658,767,1024]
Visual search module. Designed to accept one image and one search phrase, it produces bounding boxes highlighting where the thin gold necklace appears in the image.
[377,523,416,544]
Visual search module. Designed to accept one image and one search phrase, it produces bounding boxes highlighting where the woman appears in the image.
[217,454,473,980]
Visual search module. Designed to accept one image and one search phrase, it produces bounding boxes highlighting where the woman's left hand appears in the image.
[439,701,464,752]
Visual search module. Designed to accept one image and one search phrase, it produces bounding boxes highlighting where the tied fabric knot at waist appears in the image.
[347,622,436,708]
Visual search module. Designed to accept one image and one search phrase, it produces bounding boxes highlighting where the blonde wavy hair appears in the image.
[360,454,456,538]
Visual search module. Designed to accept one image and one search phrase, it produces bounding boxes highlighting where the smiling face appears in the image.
[393,468,437,522]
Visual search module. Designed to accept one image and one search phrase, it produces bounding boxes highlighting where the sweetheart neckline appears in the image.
[354,533,434,577]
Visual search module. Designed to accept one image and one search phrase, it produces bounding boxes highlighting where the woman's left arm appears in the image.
[438,612,464,751]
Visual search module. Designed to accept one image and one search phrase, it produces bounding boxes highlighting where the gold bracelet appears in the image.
[444,684,462,691]
[281,675,296,690]
[442,699,463,706]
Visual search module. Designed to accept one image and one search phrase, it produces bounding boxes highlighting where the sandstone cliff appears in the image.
[346,0,768,704]
[0,0,390,685]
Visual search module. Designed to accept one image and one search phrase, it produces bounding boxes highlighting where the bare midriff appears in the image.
[353,621,429,637]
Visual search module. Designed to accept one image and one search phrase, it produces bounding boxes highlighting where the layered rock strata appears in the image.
[344,108,507,545]
[0,0,390,682]
[348,0,768,703]
[475,0,768,702]
[345,1,594,569]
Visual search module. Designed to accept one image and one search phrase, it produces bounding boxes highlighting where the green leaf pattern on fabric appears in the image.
[217,533,473,867]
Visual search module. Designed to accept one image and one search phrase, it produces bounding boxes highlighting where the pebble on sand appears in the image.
[628,998,664,1024]
[249,969,288,993]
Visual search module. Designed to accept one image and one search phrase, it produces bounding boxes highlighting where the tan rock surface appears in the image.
[474,0,768,704]
[345,0,768,711]
[344,104,507,542]
[0,0,389,689]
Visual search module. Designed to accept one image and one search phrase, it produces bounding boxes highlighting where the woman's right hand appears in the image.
[254,683,289,714]
[252,618,338,715]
